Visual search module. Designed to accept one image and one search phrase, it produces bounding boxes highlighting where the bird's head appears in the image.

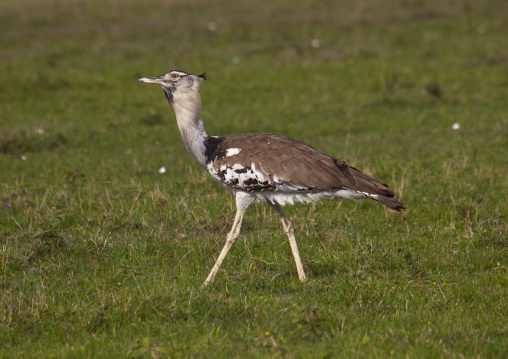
[137,70,206,94]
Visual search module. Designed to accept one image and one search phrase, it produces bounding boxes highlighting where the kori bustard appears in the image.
[138,70,404,286]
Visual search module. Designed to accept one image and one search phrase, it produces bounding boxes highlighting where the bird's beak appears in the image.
[137,76,161,84]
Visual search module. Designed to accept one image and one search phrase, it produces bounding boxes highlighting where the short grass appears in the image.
[1,0,507,357]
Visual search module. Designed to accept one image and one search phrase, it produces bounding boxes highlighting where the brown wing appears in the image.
[207,133,396,197]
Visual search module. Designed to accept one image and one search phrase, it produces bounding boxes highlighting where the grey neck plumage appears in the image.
[163,87,210,168]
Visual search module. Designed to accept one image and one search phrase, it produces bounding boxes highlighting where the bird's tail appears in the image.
[343,166,405,211]
[372,195,405,211]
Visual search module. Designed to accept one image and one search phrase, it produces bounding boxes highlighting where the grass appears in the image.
[1,0,507,357]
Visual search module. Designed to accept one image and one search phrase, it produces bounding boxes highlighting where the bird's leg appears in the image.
[268,202,307,281]
[202,209,245,287]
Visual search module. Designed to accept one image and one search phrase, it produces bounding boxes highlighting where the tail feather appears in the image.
[374,195,405,211]
[344,166,405,211]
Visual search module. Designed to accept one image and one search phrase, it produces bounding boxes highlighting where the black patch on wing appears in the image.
[204,136,225,163]
[234,167,250,174]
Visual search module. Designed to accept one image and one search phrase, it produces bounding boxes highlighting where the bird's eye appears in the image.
[170,73,178,79]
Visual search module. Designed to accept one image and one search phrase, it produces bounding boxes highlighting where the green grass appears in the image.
[1,0,507,357]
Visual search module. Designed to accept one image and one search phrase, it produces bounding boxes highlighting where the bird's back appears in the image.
[204,133,404,210]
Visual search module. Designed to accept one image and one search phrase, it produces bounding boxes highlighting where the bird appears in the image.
[137,70,404,287]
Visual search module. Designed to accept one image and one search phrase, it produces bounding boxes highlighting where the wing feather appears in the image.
[208,133,393,196]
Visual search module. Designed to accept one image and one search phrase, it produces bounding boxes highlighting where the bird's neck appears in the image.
[165,88,209,168]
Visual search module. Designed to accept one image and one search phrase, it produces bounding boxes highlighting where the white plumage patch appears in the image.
[256,189,366,206]
[226,167,253,186]
[336,190,368,200]
[225,148,242,157]
[207,161,272,192]
[251,162,267,182]
[257,192,335,206]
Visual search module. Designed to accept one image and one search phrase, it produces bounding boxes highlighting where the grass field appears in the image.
[1,0,507,357]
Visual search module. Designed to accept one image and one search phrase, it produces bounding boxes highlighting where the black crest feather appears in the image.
[198,72,207,80]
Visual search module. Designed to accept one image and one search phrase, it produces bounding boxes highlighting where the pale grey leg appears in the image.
[202,209,245,287]
[202,192,255,287]
[268,202,307,281]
